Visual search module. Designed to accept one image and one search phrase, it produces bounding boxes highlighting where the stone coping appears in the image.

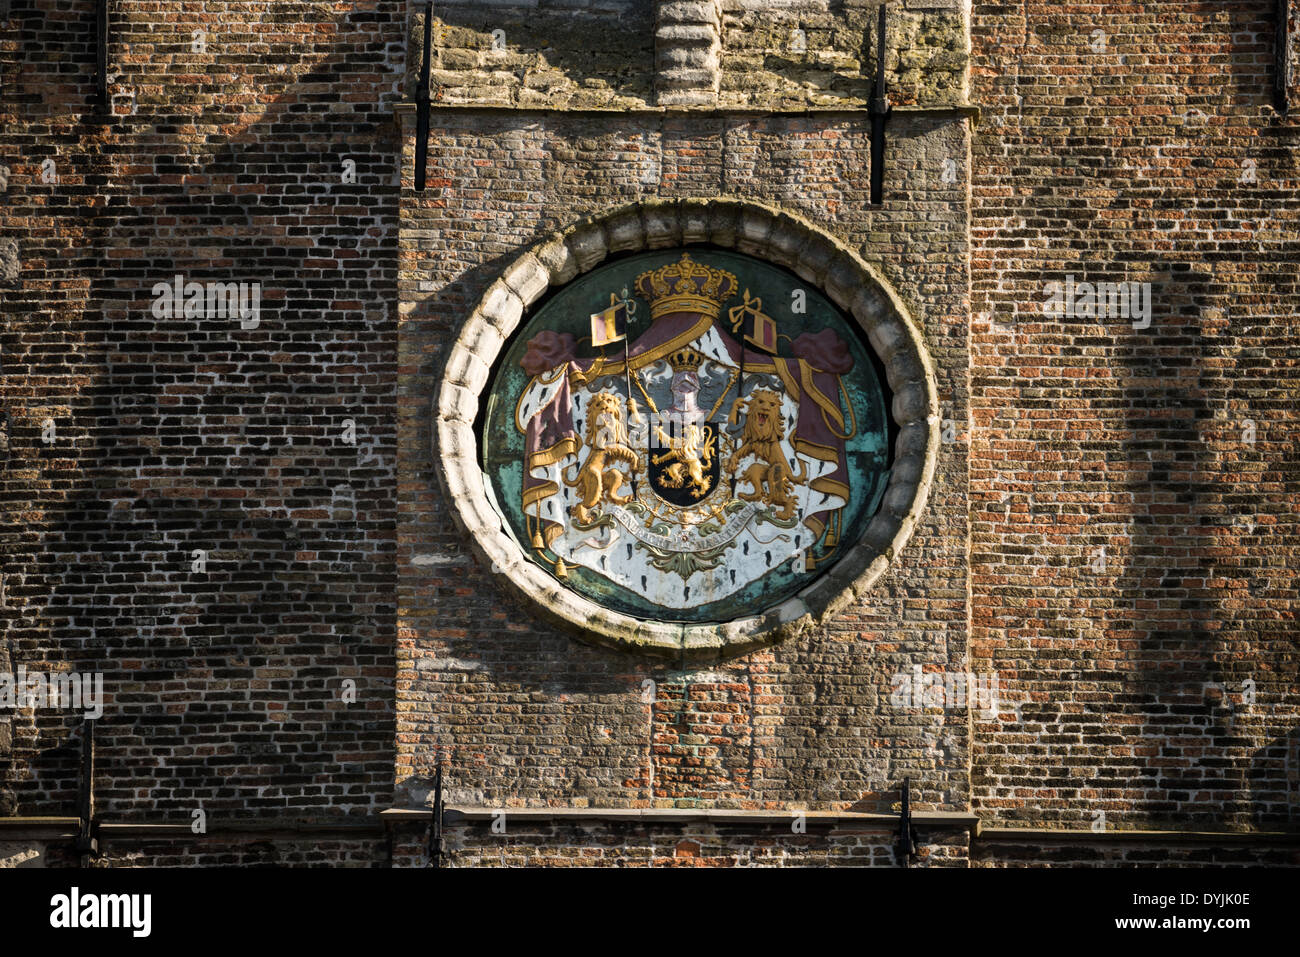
[433,197,939,660]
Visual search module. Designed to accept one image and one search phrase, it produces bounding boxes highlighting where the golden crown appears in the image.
[634,252,738,321]
[668,346,705,373]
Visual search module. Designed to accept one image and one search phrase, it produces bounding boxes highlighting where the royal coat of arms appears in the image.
[481,249,890,623]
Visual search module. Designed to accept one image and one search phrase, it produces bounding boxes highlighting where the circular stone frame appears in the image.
[434,198,940,661]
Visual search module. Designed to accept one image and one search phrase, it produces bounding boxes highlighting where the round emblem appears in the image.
[480,248,893,624]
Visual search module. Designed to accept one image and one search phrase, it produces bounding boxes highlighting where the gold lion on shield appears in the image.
[725,389,807,521]
[564,392,640,525]
[652,417,714,499]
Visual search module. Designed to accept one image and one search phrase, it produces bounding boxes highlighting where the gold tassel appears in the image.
[555,558,568,578]
[532,532,544,549]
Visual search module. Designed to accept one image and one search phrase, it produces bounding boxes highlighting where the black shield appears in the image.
[648,420,721,507]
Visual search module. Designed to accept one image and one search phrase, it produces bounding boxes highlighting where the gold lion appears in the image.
[652,417,714,499]
[564,392,640,525]
[725,389,807,521]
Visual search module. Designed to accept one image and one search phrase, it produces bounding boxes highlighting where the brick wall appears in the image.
[1,0,1297,868]
[0,1,405,840]
[417,820,968,867]
[973,837,1300,868]
[969,0,1300,833]
[47,835,385,867]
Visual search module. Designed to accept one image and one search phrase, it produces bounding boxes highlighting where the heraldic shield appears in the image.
[646,347,722,508]
[481,248,892,624]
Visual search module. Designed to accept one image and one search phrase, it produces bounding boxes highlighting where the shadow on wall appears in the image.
[408,0,656,106]
[1117,258,1226,827]
[1118,254,1294,829]
[4,1,401,818]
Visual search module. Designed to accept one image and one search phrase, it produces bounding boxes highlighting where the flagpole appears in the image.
[731,324,746,495]
[620,290,638,498]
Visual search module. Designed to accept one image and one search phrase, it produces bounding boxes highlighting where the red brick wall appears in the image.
[432,822,966,868]
[1,0,1297,867]
[973,838,1300,868]
[969,1,1300,831]
[0,0,405,826]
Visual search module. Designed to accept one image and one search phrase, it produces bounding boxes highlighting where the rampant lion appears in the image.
[725,389,806,521]
[652,416,714,499]
[564,392,640,525]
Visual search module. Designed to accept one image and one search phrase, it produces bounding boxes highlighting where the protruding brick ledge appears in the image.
[433,197,940,662]
[382,810,1300,846]
[8,815,1298,849]
[383,807,980,831]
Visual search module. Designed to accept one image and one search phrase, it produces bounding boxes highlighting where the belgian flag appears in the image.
[590,296,629,347]
[742,308,778,353]
[730,290,778,353]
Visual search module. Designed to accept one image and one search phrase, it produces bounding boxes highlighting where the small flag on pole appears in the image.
[743,308,778,353]
[590,295,629,347]
[728,290,778,353]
